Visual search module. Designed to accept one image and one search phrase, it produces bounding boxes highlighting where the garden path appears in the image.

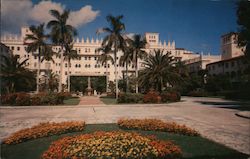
[0,97,249,155]
[78,96,104,105]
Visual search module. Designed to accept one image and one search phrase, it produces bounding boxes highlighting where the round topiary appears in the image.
[42,131,182,159]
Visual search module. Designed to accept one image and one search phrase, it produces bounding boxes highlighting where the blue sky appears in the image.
[3,0,239,55]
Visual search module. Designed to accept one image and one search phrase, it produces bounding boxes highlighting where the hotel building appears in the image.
[206,32,247,77]
[1,27,200,89]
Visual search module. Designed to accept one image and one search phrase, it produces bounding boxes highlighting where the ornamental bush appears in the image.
[42,131,182,159]
[0,92,69,106]
[187,90,208,97]
[143,90,161,103]
[15,93,31,106]
[0,93,31,106]
[3,121,85,144]
[118,119,199,136]
[118,93,144,103]
[161,91,181,102]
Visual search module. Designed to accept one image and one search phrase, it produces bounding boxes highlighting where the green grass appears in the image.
[1,124,248,159]
[63,97,80,105]
[100,97,117,105]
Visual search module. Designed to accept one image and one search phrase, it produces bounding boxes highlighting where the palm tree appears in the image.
[139,49,181,92]
[25,23,49,93]
[97,47,114,92]
[129,34,147,93]
[64,42,79,92]
[97,14,126,99]
[0,54,34,93]
[47,9,77,92]
[119,47,133,93]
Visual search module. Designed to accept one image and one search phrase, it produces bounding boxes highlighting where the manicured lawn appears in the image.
[63,97,80,105]
[1,124,248,159]
[100,97,117,105]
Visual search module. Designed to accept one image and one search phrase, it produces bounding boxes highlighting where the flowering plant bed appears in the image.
[118,119,199,136]
[3,121,85,144]
[42,131,182,159]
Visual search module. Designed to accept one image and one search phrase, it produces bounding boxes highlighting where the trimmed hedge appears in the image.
[143,90,161,103]
[118,93,144,103]
[1,92,72,106]
[161,91,181,102]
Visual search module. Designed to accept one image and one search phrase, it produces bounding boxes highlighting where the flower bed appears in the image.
[42,131,182,159]
[3,121,85,144]
[118,119,199,136]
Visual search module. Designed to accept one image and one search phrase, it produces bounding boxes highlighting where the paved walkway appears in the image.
[0,97,249,155]
[78,96,104,105]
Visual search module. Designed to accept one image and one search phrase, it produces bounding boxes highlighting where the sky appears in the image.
[1,0,239,54]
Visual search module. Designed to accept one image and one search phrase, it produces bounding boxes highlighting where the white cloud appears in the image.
[1,0,99,35]
[30,1,64,24]
[68,5,99,28]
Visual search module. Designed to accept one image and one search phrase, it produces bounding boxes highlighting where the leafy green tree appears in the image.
[0,54,36,93]
[25,23,49,93]
[70,76,88,94]
[92,76,106,94]
[139,49,181,92]
[40,72,59,92]
[47,9,77,92]
[129,34,147,93]
[97,14,126,100]
[237,0,250,60]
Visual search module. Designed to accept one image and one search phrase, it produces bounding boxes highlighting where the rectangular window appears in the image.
[17,47,20,51]
[231,61,235,67]
[225,63,228,68]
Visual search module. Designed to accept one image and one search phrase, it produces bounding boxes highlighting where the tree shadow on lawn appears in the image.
[194,100,250,111]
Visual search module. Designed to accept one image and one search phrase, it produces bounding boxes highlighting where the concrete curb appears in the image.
[235,111,250,119]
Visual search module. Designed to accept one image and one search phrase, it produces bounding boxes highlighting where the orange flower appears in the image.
[117,119,199,136]
[3,121,85,144]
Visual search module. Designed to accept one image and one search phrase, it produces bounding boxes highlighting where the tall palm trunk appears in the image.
[58,45,64,92]
[36,49,41,93]
[135,52,138,93]
[114,42,118,100]
[126,62,129,93]
[67,59,70,92]
[106,61,108,92]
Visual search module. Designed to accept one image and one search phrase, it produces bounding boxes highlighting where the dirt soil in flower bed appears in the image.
[1,124,249,159]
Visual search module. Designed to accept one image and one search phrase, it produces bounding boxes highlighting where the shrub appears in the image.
[3,121,85,144]
[106,92,115,98]
[15,93,31,106]
[1,92,69,106]
[143,90,161,103]
[161,91,181,102]
[30,96,42,105]
[42,131,182,159]
[118,119,199,136]
[58,92,72,100]
[1,93,18,105]
[187,90,208,97]
[118,93,143,103]
[0,93,31,106]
